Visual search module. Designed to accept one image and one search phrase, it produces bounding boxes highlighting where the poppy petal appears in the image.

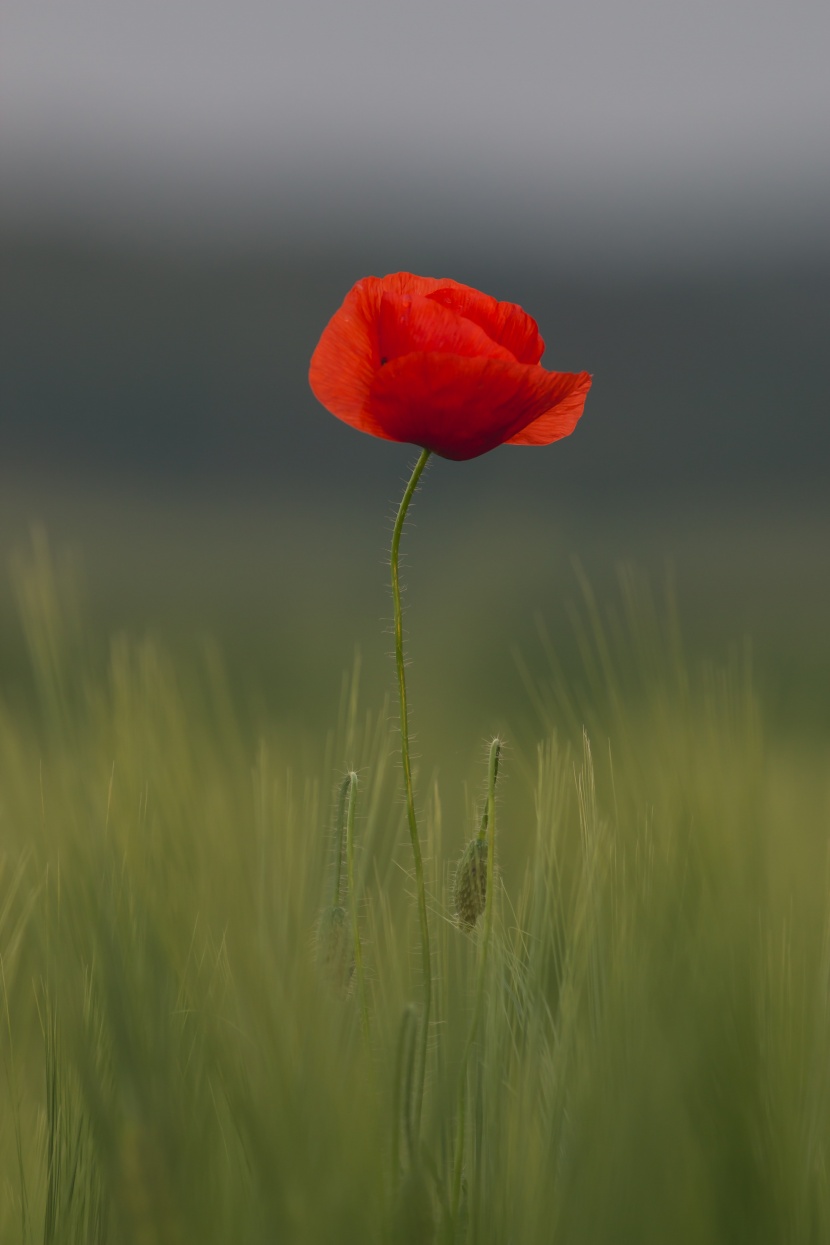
[505,372,592,445]
[308,278,388,437]
[377,272,465,299]
[367,354,590,461]
[378,292,518,365]
[426,286,545,365]
[308,274,514,437]
[376,273,543,363]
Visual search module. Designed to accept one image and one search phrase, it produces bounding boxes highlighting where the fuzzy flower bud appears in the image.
[453,837,489,929]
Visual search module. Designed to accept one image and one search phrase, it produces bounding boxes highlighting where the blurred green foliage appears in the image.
[0,498,829,1242]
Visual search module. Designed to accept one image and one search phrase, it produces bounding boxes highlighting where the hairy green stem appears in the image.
[331,773,350,905]
[477,743,501,841]
[390,447,432,1136]
[451,737,502,1228]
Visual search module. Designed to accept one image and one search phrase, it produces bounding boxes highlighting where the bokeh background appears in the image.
[2,0,829,783]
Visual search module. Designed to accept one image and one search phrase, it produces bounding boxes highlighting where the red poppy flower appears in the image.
[309,272,592,461]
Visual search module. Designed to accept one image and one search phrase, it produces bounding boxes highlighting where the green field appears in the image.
[1,475,829,1243]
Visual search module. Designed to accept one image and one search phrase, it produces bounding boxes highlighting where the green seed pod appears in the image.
[453,837,488,929]
[316,904,354,995]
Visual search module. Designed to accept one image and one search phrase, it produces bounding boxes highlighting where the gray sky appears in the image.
[3,0,829,265]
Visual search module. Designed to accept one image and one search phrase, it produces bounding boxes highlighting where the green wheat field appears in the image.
[1,480,829,1244]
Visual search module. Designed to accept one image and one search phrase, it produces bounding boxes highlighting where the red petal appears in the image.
[506,372,592,445]
[308,277,388,438]
[308,273,501,438]
[366,354,591,461]
[426,286,544,364]
[309,274,472,437]
[378,292,517,364]
[376,272,465,298]
[374,273,544,362]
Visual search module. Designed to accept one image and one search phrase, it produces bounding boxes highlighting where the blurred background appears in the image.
[1,0,829,778]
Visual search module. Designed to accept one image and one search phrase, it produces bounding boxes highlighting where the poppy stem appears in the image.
[390,446,432,1137]
[331,773,350,906]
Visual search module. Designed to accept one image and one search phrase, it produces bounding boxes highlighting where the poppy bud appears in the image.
[453,837,489,929]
